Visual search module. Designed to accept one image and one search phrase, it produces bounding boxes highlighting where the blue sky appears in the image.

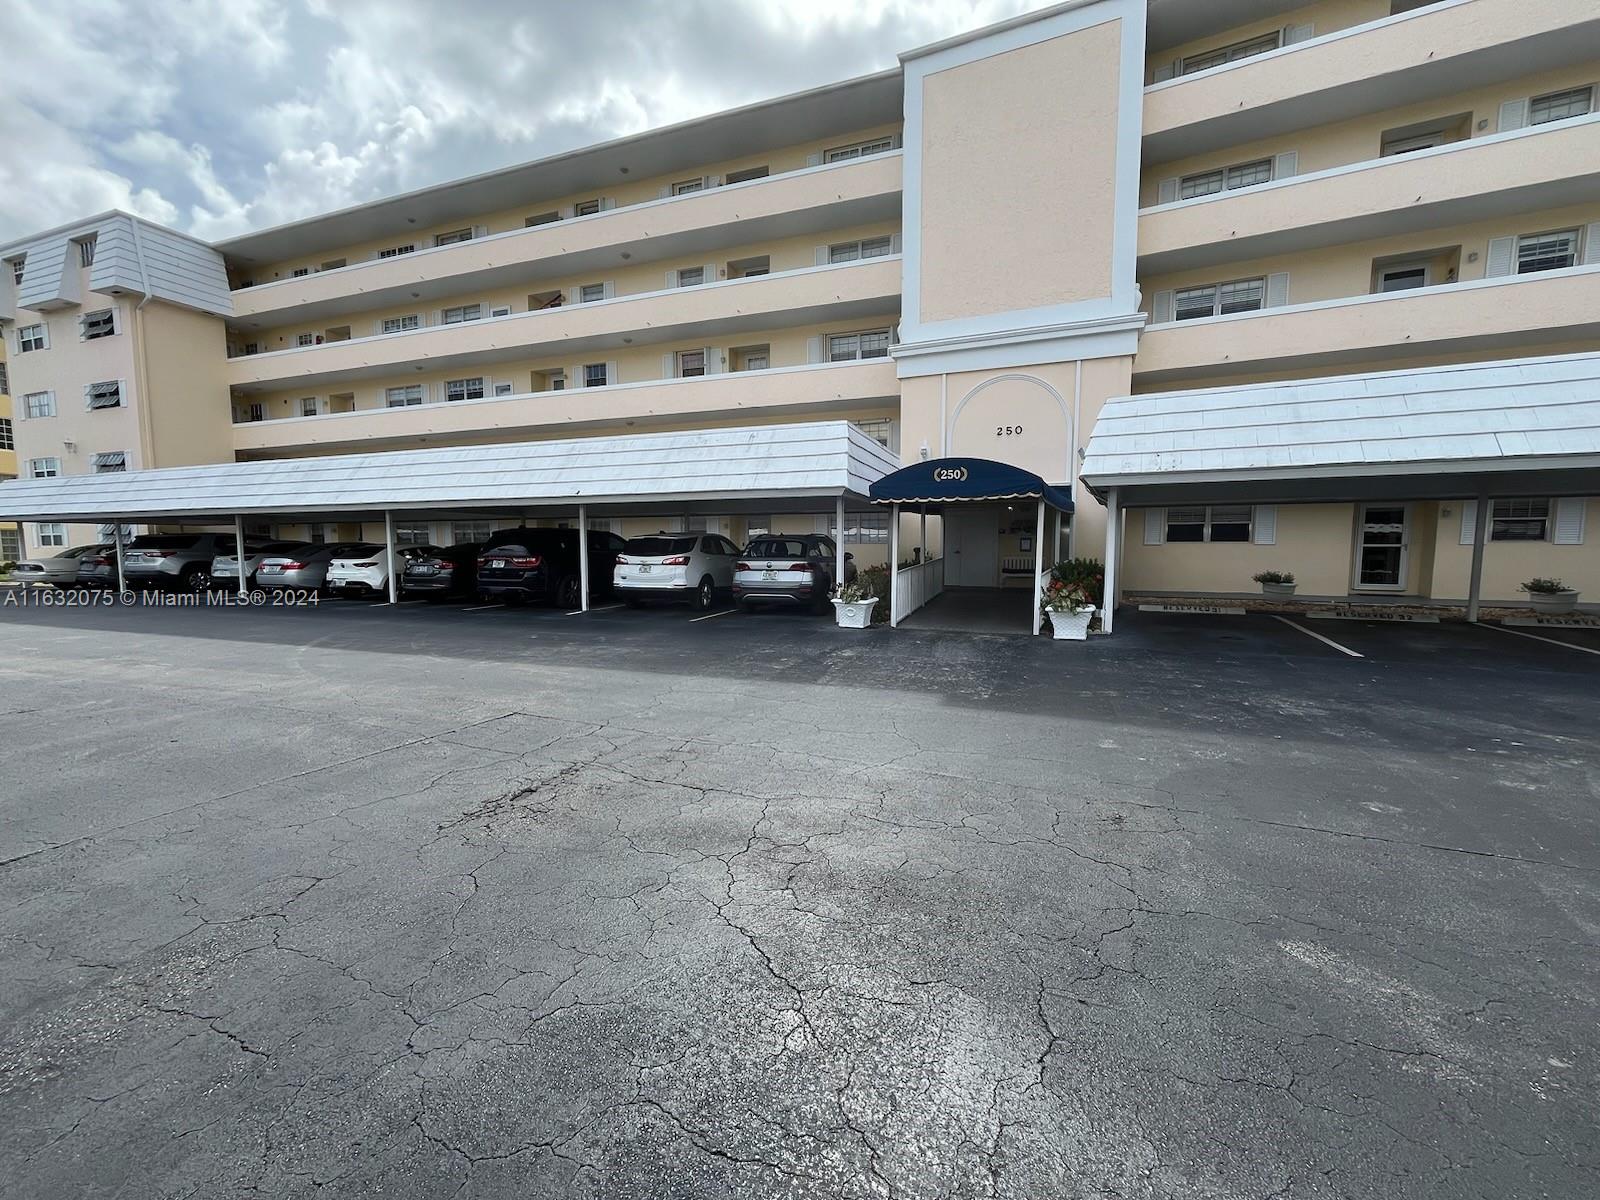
[0,0,1032,244]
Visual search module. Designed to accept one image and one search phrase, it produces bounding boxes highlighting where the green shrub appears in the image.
[1252,570,1296,585]
[1522,577,1570,595]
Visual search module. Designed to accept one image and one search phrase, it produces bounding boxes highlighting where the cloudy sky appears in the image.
[0,0,1034,245]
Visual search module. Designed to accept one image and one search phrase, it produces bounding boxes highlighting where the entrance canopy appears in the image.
[869,457,1075,511]
[0,420,898,524]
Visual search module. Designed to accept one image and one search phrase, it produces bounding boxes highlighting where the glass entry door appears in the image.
[1354,504,1409,591]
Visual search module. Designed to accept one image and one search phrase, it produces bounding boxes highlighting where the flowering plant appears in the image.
[1040,578,1095,615]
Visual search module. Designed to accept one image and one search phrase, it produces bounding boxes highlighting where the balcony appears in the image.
[1138,114,1600,274]
[226,153,903,328]
[231,360,899,456]
[1142,0,1600,163]
[1133,263,1600,383]
[225,257,902,393]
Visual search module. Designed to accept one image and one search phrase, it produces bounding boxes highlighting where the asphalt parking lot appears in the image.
[2,595,1597,1199]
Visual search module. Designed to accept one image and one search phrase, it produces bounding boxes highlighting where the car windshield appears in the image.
[128,535,198,550]
[744,539,811,558]
[625,536,698,556]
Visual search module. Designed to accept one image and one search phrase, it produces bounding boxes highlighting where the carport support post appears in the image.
[1102,487,1120,635]
[889,502,901,627]
[113,522,126,594]
[233,515,247,599]
[1032,499,1045,636]
[578,503,590,611]
[1467,491,1490,622]
[383,510,398,604]
[835,495,845,595]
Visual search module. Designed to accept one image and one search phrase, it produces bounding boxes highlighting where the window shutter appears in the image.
[1498,98,1528,133]
[1152,290,1174,323]
[814,246,829,267]
[1143,509,1166,546]
[1157,178,1179,204]
[805,152,822,167]
[805,336,822,364]
[704,262,717,283]
[705,174,722,188]
[1252,505,1277,545]
[1583,223,1600,267]
[703,347,722,375]
[1552,498,1587,545]
[599,197,615,211]
[1273,151,1298,180]
[1459,500,1478,545]
[658,185,673,199]
[472,225,487,239]
[602,281,615,300]
[1282,23,1315,44]
[1484,236,1516,278]
[1152,61,1177,83]
[1265,272,1290,308]
[606,361,618,385]
[661,352,677,377]
[666,269,678,288]
[890,233,903,254]
[559,205,575,219]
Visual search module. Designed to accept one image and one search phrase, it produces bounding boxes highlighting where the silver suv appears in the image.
[121,533,239,592]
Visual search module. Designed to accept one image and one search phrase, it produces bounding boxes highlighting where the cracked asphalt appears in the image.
[1,599,1597,1198]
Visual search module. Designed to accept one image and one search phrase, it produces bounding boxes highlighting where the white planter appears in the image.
[1527,590,1579,614]
[1047,608,1093,640]
[1260,582,1297,596]
[833,597,878,628]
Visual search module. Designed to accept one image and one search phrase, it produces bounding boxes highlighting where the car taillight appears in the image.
[510,556,540,568]
[790,563,812,572]
[615,555,628,565]
[353,561,378,568]
[281,561,305,570]
[735,562,751,571]
[661,555,690,566]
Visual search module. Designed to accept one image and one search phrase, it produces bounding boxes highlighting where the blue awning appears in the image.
[869,457,1074,511]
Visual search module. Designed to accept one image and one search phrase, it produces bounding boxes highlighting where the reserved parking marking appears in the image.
[689,608,737,623]
[462,603,505,612]
[1475,621,1600,657]
[1273,615,1364,658]
[568,604,625,615]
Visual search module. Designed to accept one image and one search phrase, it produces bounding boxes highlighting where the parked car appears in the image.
[732,534,846,611]
[476,527,626,607]
[10,543,113,588]
[121,533,236,592]
[213,540,310,589]
[326,543,443,598]
[401,543,482,601]
[75,546,123,589]
[614,532,741,611]
[255,543,368,592]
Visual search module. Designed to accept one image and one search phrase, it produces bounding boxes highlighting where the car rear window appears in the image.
[744,539,811,558]
[128,535,198,549]
[625,536,698,556]
[484,530,572,551]
[341,544,383,557]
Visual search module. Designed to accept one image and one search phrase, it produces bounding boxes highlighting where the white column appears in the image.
[1032,498,1046,636]
[920,505,928,562]
[384,510,398,604]
[233,515,247,599]
[578,503,590,611]
[1467,491,1490,622]
[1102,488,1120,635]
[889,502,901,627]
[113,522,126,595]
[835,495,845,592]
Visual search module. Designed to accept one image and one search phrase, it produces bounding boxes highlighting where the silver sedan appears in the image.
[255,543,369,591]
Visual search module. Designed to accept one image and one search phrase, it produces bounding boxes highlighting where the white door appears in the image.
[1353,504,1410,591]
[946,508,999,587]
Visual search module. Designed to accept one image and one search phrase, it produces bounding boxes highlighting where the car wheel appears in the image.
[180,565,211,594]
[556,575,580,609]
[691,576,715,612]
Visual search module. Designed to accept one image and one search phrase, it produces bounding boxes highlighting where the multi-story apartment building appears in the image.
[1,0,1597,622]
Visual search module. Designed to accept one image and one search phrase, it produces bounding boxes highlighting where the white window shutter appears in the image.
[1252,505,1277,545]
[1459,500,1478,545]
[1143,509,1166,545]
[1152,290,1174,323]
[659,185,673,199]
[1282,23,1315,44]
[599,197,615,211]
[472,225,487,239]
[1273,151,1298,180]
[1583,223,1600,266]
[805,336,822,364]
[1485,236,1516,278]
[662,352,676,378]
[666,269,678,288]
[705,174,721,188]
[606,361,618,385]
[602,281,615,300]
[1498,98,1528,133]
[1265,272,1290,307]
[1157,178,1179,204]
[814,245,829,267]
[805,151,822,167]
[890,132,903,149]
[559,205,575,219]
[890,233,903,254]
[1552,498,1586,545]
[1152,61,1177,83]
[704,262,717,282]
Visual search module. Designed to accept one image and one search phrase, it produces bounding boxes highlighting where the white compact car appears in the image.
[325,544,441,597]
[10,544,112,587]
[614,532,741,611]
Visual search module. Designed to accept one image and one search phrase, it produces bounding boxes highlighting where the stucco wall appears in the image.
[141,302,234,469]
[1428,498,1600,602]
[1121,504,1357,595]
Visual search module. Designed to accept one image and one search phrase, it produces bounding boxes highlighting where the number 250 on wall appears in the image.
[995,425,1023,437]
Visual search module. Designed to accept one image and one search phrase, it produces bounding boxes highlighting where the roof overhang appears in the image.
[870,457,1074,512]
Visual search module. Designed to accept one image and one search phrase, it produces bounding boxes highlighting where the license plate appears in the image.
[763,570,777,580]
[261,565,282,574]
[489,559,505,569]
[638,564,651,574]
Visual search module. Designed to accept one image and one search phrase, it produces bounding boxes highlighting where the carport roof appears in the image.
[1080,351,1600,505]
[0,421,900,523]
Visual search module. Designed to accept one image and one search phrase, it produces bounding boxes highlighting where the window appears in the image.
[841,511,890,544]
[733,344,770,372]
[725,165,769,184]
[385,385,425,407]
[671,178,705,195]
[435,228,474,246]
[81,309,116,340]
[853,418,893,449]
[445,377,484,402]
[676,350,706,378]
[825,137,894,162]
[0,361,7,393]
[382,314,421,333]
[583,363,608,388]
[1178,158,1273,200]
[29,457,61,478]
[86,380,123,409]
[378,244,415,258]
[235,402,264,423]
[728,255,769,279]
[1165,506,1252,543]
[1529,86,1594,126]
[489,304,511,318]
[1174,277,1265,321]
[23,391,55,418]
[675,266,704,288]
[1517,229,1579,274]
[9,256,22,284]
[525,211,560,227]
[1181,31,1280,75]
[0,528,19,561]
[291,267,311,278]
[1492,499,1550,541]
[828,329,891,361]
[0,418,12,450]
[78,238,97,268]
[18,323,48,353]
[573,199,602,217]
[321,258,346,271]
[452,521,492,544]
[442,304,482,324]
[395,526,432,546]
[578,283,605,304]
[300,397,320,417]
[241,342,259,356]
[1379,116,1466,156]
[493,381,514,396]
[296,333,316,347]
[92,451,127,473]
[37,523,67,548]
[829,236,893,264]
[1377,263,1429,292]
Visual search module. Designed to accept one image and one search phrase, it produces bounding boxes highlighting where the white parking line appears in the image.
[689,608,737,623]
[1475,621,1600,657]
[567,603,625,615]
[1273,615,1364,658]
[462,603,505,612]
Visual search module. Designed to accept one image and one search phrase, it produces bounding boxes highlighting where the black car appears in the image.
[402,542,482,600]
[476,527,626,607]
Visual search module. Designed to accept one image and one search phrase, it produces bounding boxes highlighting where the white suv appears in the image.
[614,532,741,611]
[326,544,442,598]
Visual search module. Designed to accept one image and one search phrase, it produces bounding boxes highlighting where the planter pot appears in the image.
[832,597,878,628]
[1047,608,1093,640]
[1260,582,1297,596]
[1527,590,1579,614]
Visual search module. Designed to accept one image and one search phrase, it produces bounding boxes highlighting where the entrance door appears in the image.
[1353,504,1409,591]
[945,508,999,587]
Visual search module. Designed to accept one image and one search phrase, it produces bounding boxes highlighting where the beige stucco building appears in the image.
[1,0,1597,620]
